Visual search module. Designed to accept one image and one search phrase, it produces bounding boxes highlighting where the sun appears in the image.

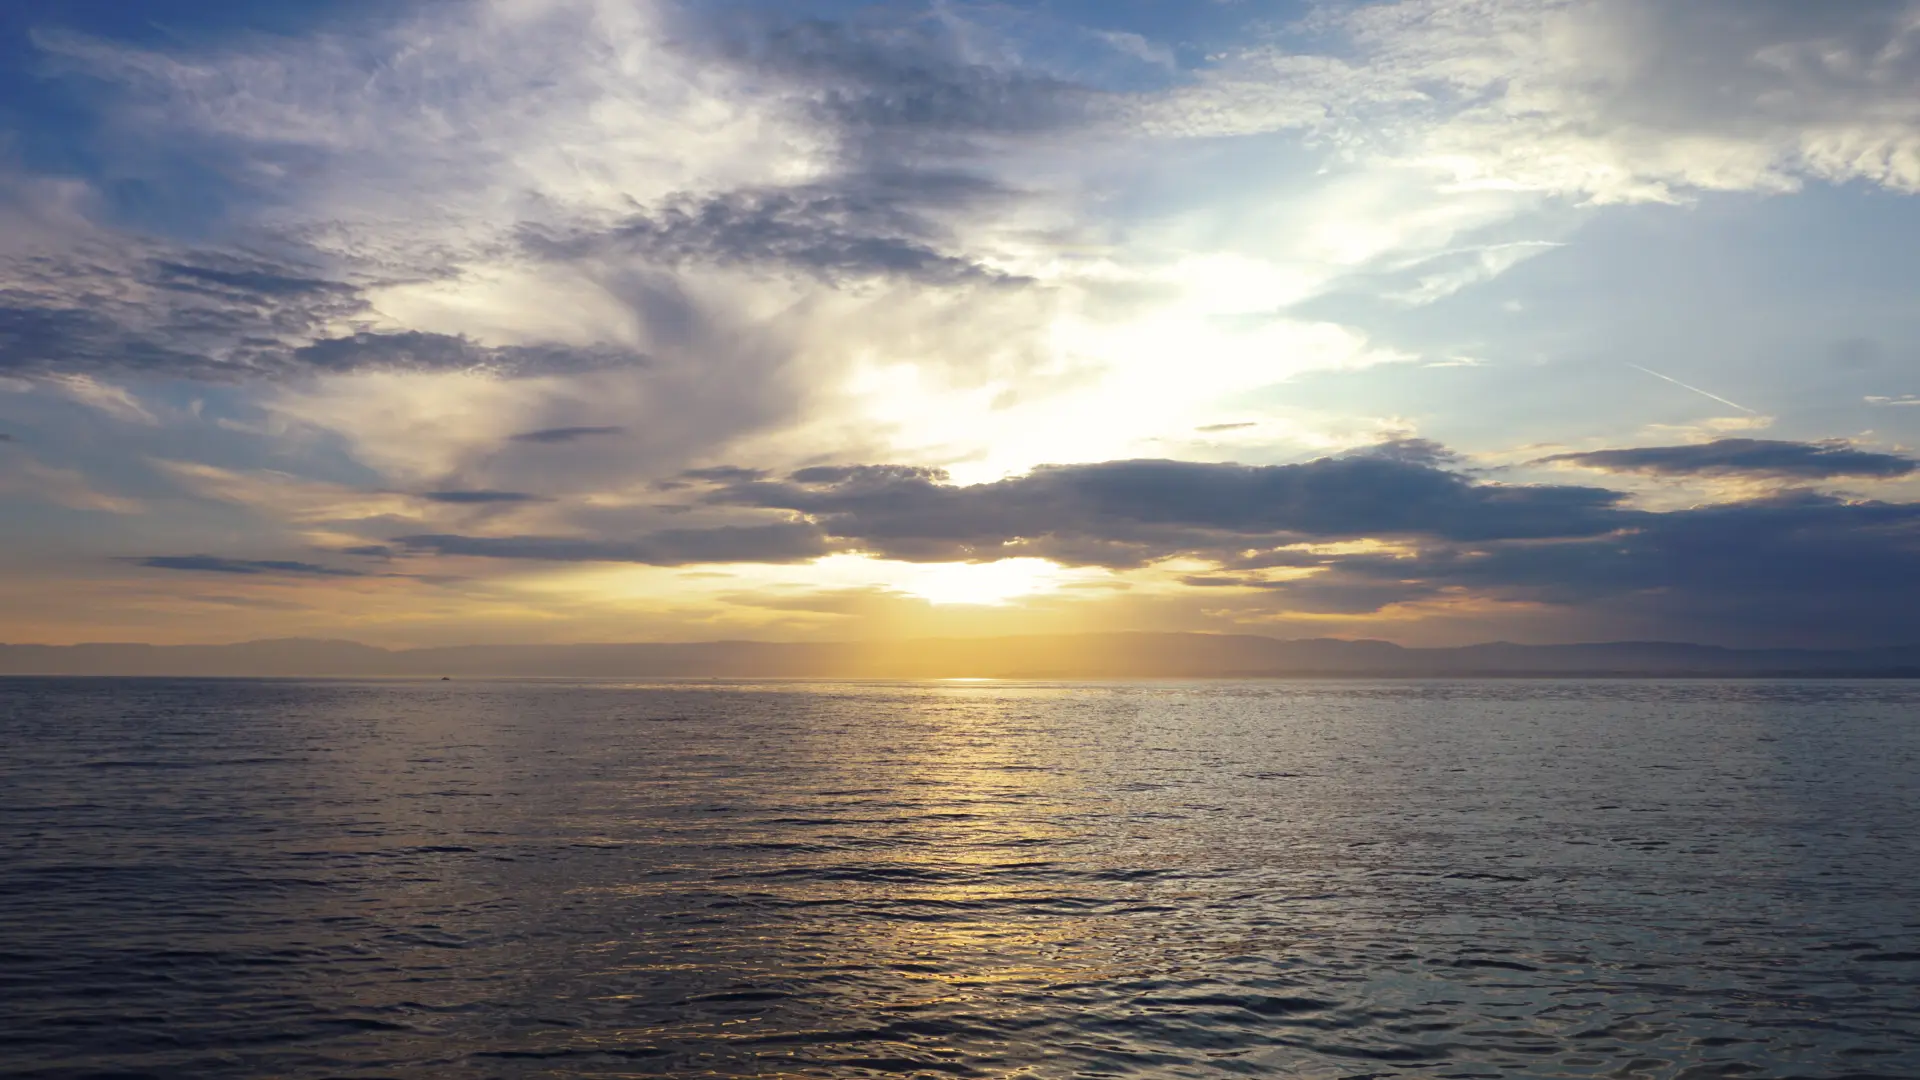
[892,558,1081,606]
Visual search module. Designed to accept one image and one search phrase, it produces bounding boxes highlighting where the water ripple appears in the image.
[1,677,1917,1077]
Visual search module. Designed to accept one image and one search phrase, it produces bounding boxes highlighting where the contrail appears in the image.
[1627,364,1759,415]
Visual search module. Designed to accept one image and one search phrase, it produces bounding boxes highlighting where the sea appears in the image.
[1,677,1917,1079]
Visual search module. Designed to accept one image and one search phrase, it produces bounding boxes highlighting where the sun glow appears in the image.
[884,558,1087,606]
[507,554,1107,615]
[837,302,1406,485]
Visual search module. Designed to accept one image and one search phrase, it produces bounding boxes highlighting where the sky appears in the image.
[1,0,1918,649]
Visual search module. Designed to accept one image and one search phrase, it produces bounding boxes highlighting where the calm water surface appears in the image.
[2,678,1917,1078]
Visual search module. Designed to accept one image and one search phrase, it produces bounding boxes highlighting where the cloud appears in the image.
[2,3,807,397]
[1387,241,1564,304]
[30,2,822,223]
[154,460,424,525]
[1149,0,1920,200]
[706,444,1915,642]
[523,176,1031,288]
[0,239,384,382]
[705,12,1096,144]
[286,333,644,377]
[133,555,364,576]
[1294,492,1920,641]
[255,308,815,487]
[0,276,641,381]
[1541,438,1918,479]
[185,594,314,611]
[420,490,546,505]
[397,522,831,565]
[10,1,1920,650]
[0,458,144,514]
[509,426,627,444]
[1095,30,1176,73]
[0,304,210,379]
[41,374,155,423]
[50,7,1074,480]
[0,0,1502,495]
[701,449,1632,567]
[373,440,1920,642]
[680,465,772,483]
[150,259,350,299]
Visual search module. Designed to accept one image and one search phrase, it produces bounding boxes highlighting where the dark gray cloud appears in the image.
[339,545,393,557]
[1155,487,1916,638]
[786,463,949,486]
[421,490,545,505]
[136,252,368,339]
[190,594,313,611]
[284,332,642,377]
[0,246,371,381]
[132,555,364,577]
[509,426,626,445]
[380,440,1920,640]
[524,177,1027,288]
[396,523,831,565]
[708,15,1094,141]
[0,239,646,382]
[653,465,771,492]
[698,445,1917,638]
[1362,438,1463,467]
[703,452,1635,565]
[1541,438,1917,479]
[1284,492,1920,638]
[0,302,210,376]
[149,256,355,300]
[681,466,773,483]
[0,305,644,380]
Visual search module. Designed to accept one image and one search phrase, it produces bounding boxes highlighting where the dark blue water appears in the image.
[2,678,1917,1078]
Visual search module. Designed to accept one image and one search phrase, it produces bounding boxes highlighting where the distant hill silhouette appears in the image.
[3,634,1918,677]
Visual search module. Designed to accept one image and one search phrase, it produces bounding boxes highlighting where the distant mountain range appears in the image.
[3,634,1918,678]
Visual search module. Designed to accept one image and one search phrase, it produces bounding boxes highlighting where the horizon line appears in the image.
[5,634,1917,653]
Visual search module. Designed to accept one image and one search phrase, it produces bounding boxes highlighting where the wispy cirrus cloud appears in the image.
[0,455,145,515]
[1151,0,1920,201]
